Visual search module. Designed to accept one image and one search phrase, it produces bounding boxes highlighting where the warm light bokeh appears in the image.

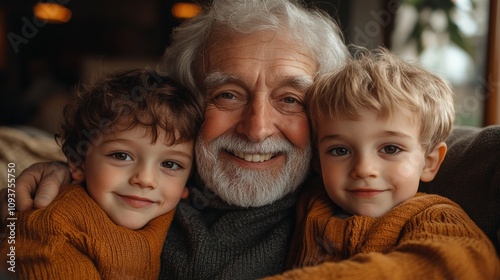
[171,2,201,19]
[33,3,72,24]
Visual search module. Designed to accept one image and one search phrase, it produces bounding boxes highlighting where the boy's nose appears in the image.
[350,155,379,179]
[129,164,157,189]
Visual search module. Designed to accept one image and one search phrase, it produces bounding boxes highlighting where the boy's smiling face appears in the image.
[316,109,443,218]
[80,126,192,229]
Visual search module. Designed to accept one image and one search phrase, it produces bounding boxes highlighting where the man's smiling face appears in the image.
[194,30,316,207]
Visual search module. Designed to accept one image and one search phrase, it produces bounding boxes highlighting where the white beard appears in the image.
[195,132,312,207]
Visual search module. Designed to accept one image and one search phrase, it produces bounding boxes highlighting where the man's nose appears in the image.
[236,96,278,142]
[129,163,157,189]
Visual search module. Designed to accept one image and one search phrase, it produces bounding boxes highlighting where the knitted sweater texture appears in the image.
[266,180,500,279]
[160,185,299,280]
[0,184,173,280]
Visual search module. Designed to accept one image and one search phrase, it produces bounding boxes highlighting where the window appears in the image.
[391,0,492,126]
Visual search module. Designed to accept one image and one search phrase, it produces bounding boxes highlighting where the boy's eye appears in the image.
[381,145,401,155]
[111,152,132,161]
[161,161,181,170]
[329,147,350,156]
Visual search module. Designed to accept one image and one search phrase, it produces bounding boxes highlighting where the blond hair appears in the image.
[307,47,455,154]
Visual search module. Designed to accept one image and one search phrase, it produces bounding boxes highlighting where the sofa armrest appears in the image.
[0,126,66,188]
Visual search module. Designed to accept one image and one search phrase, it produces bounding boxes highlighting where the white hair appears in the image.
[160,0,348,95]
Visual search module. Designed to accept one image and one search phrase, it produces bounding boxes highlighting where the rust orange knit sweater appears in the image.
[0,184,173,280]
[267,180,500,279]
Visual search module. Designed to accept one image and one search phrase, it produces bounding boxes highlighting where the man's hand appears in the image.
[17,161,71,210]
[1,162,71,224]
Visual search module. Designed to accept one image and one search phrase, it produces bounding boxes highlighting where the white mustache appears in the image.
[212,133,294,156]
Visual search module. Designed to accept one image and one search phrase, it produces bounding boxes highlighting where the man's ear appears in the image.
[68,160,86,183]
[420,142,447,182]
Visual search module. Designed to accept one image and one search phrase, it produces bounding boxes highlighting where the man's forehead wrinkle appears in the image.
[211,55,316,74]
[203,33,317,92]
[208,38,310,60]
[210,53,305,63]
[267,68,312,87]
[275,45,312,60]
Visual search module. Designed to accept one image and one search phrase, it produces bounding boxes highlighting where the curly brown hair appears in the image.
[57,68,204,166]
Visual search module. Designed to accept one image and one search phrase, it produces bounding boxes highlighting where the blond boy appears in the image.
[272,47,500,279]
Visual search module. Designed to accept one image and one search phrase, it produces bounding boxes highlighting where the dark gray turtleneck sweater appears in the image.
[160,184,299,280]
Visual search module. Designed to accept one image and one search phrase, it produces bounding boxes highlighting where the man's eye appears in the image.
[329,147,350,156]
[218,92,235,99]
[161,161,181,170]
[210,91,245,110]
[381,145,401,155]
[111,152,132,161]
[274,95,305,114]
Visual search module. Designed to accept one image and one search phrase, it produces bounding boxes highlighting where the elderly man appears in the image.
[5,0,500,279]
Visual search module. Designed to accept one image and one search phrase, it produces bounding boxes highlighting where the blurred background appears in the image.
[0,0,498,136]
